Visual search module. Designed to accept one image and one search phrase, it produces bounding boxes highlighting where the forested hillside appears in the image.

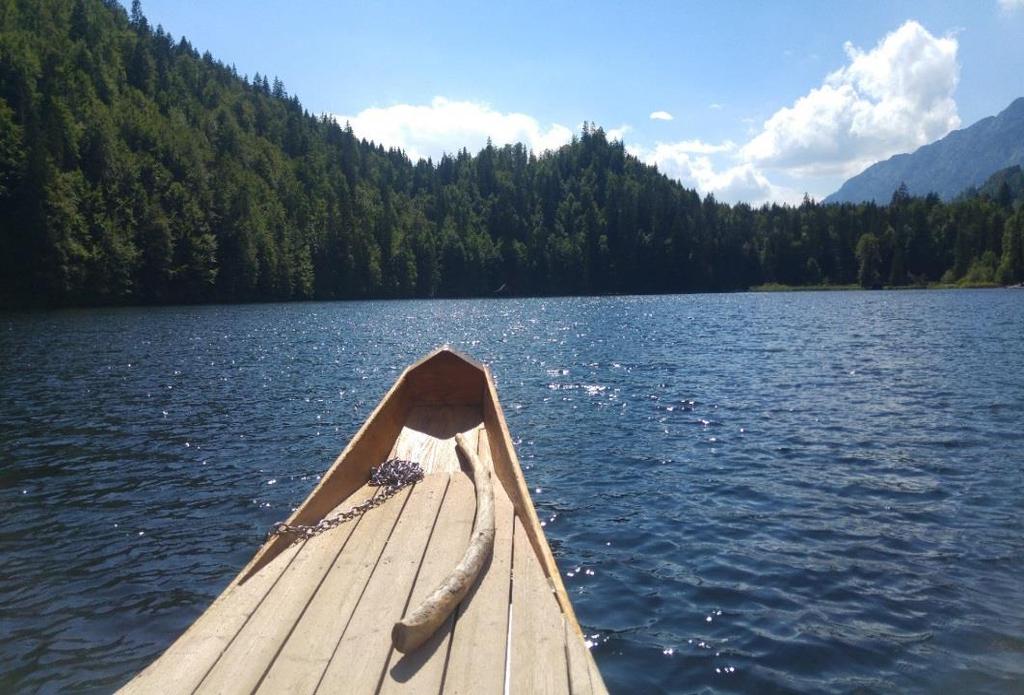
[966,166,1024,209]
[1,0,1023,308]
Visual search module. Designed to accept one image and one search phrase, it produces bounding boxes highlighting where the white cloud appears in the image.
[628,141,799,205]
[709,164,802,205]
[741,20,960,178]
[649,111,674,121]
[335,97,573,161]
[641,140,736,157]
[709,103,724,111]
[605,124,632,142]
[999,0,1024,11]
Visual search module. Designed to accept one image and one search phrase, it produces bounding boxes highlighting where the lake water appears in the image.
[2,290,1023,693]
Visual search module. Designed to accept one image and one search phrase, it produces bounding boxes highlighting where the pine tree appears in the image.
[996,211,1024,284]
[856,233,883,289]
[127,40,155,93]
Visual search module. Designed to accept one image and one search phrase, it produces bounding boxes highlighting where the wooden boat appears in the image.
[121,347,607,694]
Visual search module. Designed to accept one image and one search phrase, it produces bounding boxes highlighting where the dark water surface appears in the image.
[2,291,1023,693]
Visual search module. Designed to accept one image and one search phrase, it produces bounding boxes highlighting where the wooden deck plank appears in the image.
[314,473,451,693]
[508,515,571,695]
[428,407,461,474]
[118,541,302,694]
[194,484,380,695]
[586,651,608,695]
[389,406,438,465]
[401,405,482,474]
[121,417,437,695]
[121,481,382,695]
[378,472,477,693]
[254,415,459,694]
[253,485,413,694]
[565,618,594,695]
[441,429,515,694]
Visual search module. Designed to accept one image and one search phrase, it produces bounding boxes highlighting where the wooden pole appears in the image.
[391,432,495,653]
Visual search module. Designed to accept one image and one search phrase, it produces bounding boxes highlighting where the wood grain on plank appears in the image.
[257,409,466,694]
[378,472,477,692]
[194,484,379,694]
[508,515,570,695]
[565,617,594,695]
[399,405,483,474]
[585,650,609,695]
[314,473,450,693]
[254,485,413,694]
[390,406,439,467]
[441,428,515,694]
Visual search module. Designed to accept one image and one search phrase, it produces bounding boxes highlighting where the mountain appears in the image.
[825,98,1024,204]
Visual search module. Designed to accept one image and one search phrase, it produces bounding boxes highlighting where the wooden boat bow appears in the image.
[120,347,607,694]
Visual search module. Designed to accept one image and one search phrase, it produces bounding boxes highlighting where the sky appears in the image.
[127,1,1024,204]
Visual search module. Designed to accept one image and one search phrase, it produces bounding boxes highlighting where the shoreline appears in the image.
[1,283,1020,314]
[750,281,1010,292]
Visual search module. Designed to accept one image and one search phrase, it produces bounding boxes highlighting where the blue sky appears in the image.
[128,1,1024,203]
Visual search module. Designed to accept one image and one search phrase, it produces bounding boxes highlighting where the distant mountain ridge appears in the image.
[825,97,1024,204]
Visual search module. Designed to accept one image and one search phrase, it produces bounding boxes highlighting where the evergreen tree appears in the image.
[996,211,1024,284]
[856,233,883,289]
[888,225,906,285]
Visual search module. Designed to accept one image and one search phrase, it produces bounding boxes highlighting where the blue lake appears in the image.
[2,290,1023,693]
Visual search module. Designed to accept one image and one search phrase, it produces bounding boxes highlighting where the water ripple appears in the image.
[1,290,1023,692]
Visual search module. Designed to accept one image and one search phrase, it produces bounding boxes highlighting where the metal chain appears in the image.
[268,459,424,541]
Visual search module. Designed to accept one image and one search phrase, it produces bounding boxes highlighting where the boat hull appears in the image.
[121,347,606,694]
